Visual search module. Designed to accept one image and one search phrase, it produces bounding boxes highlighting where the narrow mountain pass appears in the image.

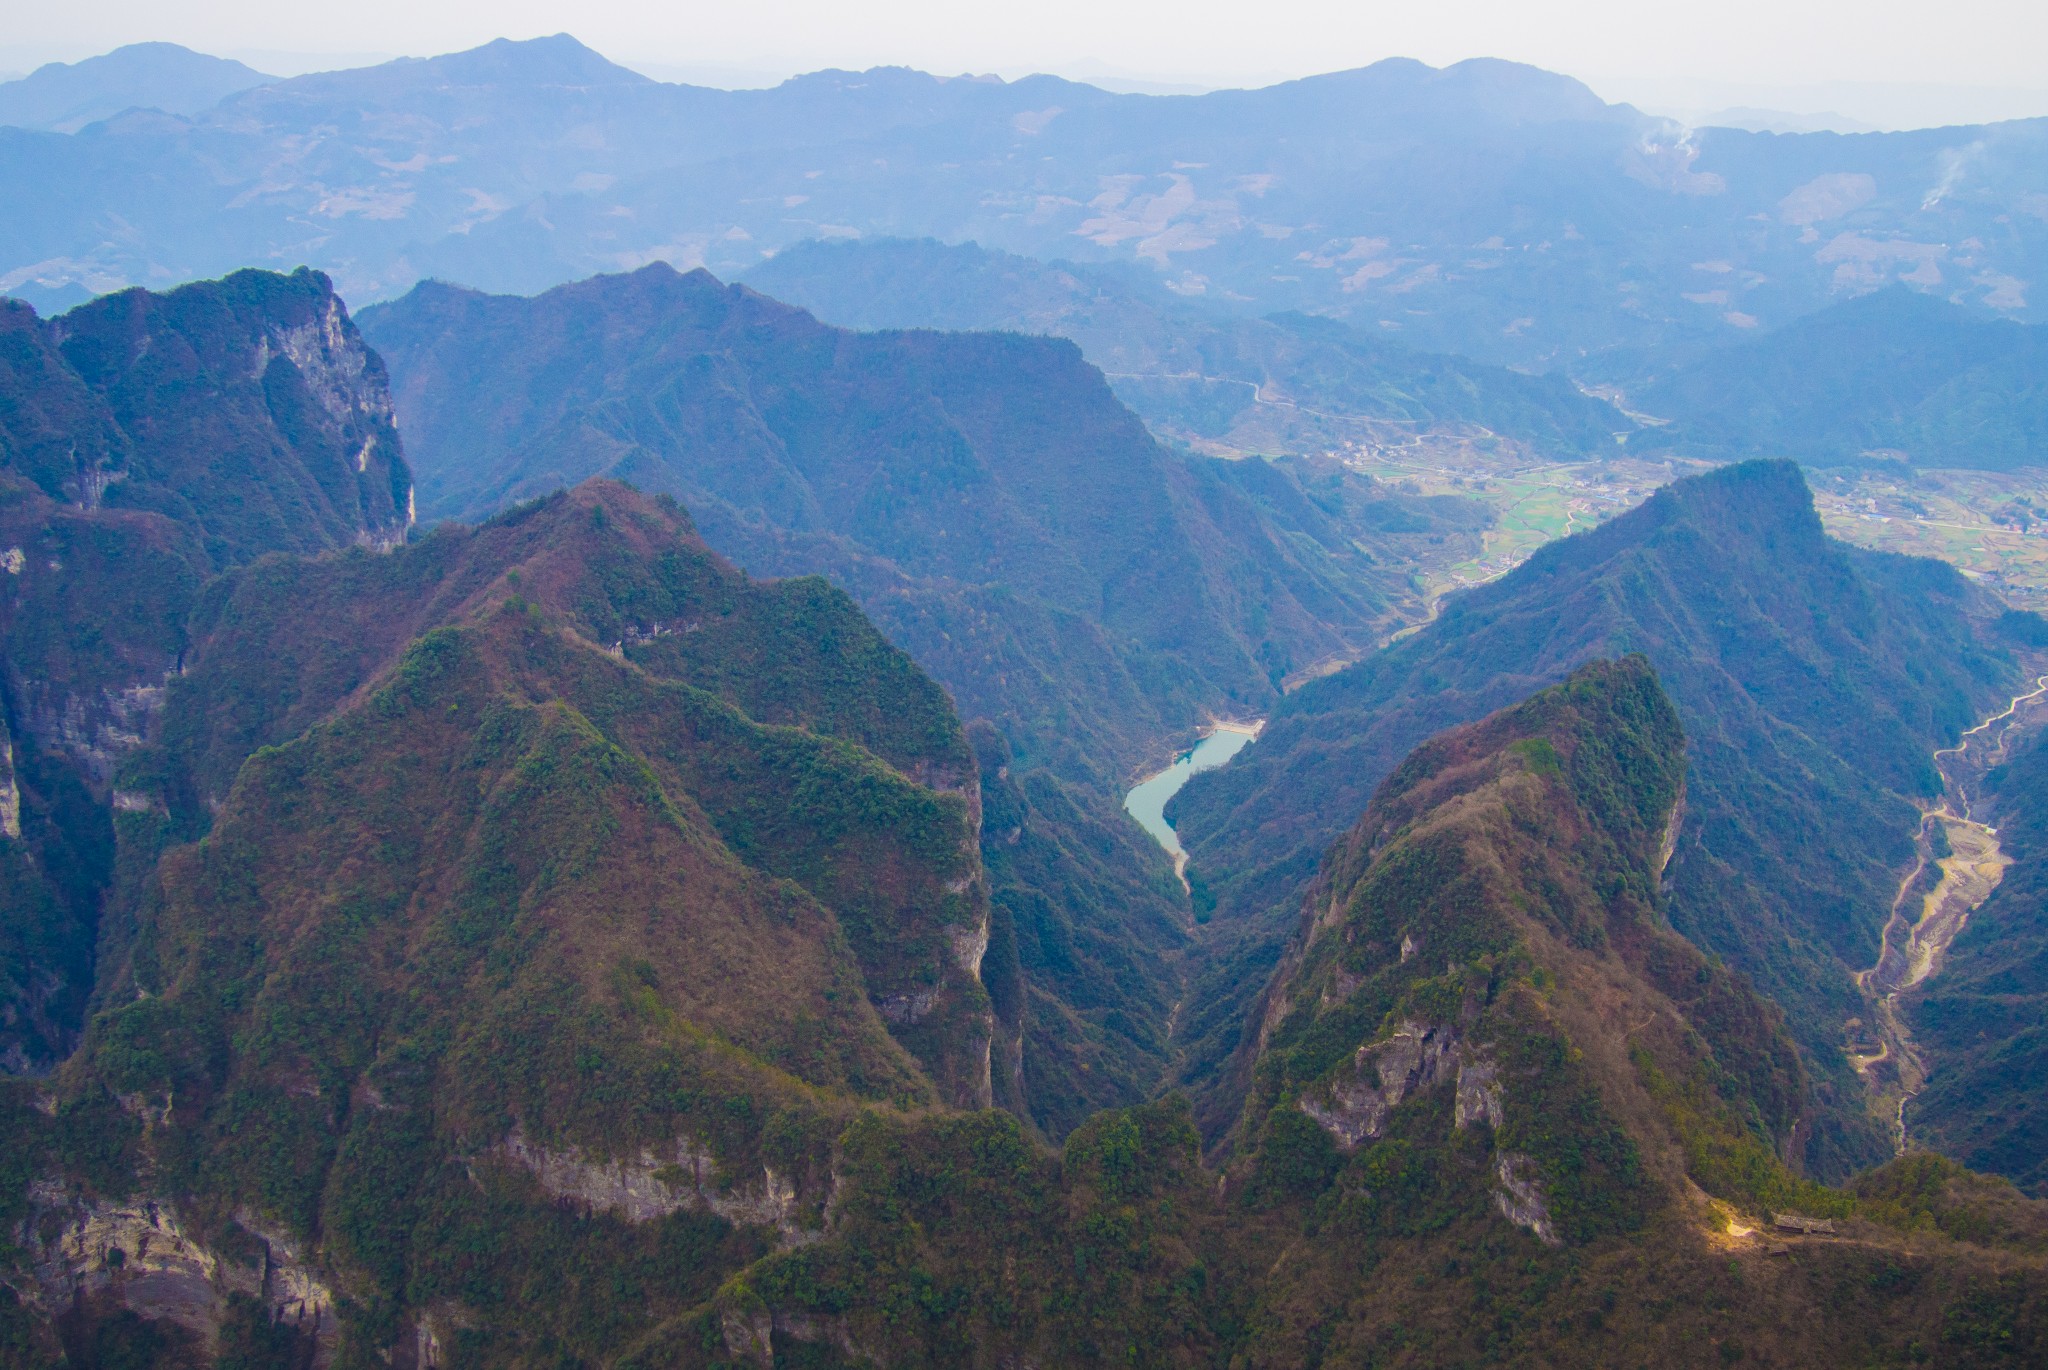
[1853,670,2048,1148]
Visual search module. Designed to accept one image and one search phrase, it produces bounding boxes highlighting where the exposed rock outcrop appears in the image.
[495,1130,819,1245]
[18,1184,336,1363]
[1493,1152,1560,1246]
[1298,1020,1460,1148]
[1297,1020,1551,1241]
[0,730,19,839]
[1454,1053,1503,1130]
[19,673,173,793]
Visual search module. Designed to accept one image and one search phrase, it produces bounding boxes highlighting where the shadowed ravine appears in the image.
[1853,671,2048,1148]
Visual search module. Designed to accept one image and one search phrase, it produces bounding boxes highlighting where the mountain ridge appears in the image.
[359,260,1500,1137]
[741,236,1627,457]
[0,44,273,133]
[1628,286,2048,469]
[6,512,2048,1363]
[1170,459,2027,1175]
[357,261,1471,783]
[0,266,413,1076]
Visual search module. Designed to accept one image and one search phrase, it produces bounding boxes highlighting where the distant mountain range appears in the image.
[0,43,273,132]
[1628,287,2048,470]
[744,237,1626,457]
[1,34,2042,367]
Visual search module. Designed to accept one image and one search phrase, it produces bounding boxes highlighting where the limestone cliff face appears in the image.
[1294,1019,1553,1244]
[495,1128,822,1243]
[0,725,19,840]
[0,267,418,784]
[0,268,417,1079]
[18,1182,337,1365]
[264,290,413,551]
[46,266,413,558]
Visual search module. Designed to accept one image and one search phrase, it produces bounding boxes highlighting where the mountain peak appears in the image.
[1597,455,1822,549]
[1172,454,2014,1174]
[1432,55,1617,120]
[420,33,652,87]
[0,41,273,130]
[1266,54,1623,126]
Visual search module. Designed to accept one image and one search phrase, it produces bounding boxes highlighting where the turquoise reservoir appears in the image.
[1123,725,1259,864]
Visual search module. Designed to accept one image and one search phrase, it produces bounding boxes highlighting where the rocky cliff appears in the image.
[0,268,413,1076]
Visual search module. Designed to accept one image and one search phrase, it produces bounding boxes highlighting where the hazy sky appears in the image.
[6,0,2046,108]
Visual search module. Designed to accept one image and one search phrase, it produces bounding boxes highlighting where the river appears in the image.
[1852,671,2048,1148]
[1124,723,1260,885]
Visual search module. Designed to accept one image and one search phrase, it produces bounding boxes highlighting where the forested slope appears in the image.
[1172,460,2029,1175]
[359,262,1491,1135]
[0,268,411,1075]
[1631,288,2048,470]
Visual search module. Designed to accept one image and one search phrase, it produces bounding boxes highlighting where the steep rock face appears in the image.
[1173,459,2025,1175]
[1,267,415,782]
[18,1185,335,1364]
[47,267,410,560]
[495,1127,817,1239]
[0,268,415,1077]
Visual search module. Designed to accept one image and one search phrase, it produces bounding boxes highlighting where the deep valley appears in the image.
[2,30,2048,1370]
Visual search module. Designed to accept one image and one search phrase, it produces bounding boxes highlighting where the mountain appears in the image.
[12,650,2048,1367]
[665,664,2048,1367]
[0,268,412,1076]
[356,263,1481,781]
[742,237,1627,457]
[2,35,2043,365]
[1211,659,2048,1366]
[1629,287,2048,469]
[358,261,1492,1136]
[120,478,997,1110]
[0,44,273,133]
[20,268,411,560]
[0,478,1009,1364]
[1169,460,2032,1176]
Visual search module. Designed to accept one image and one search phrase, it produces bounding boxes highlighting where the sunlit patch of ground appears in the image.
[1341,445,1710,607]
[1353,456,2048,621]
[1812,466,2048,611]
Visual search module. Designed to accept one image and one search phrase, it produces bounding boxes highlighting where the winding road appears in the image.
[1851,671,2048,1147]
